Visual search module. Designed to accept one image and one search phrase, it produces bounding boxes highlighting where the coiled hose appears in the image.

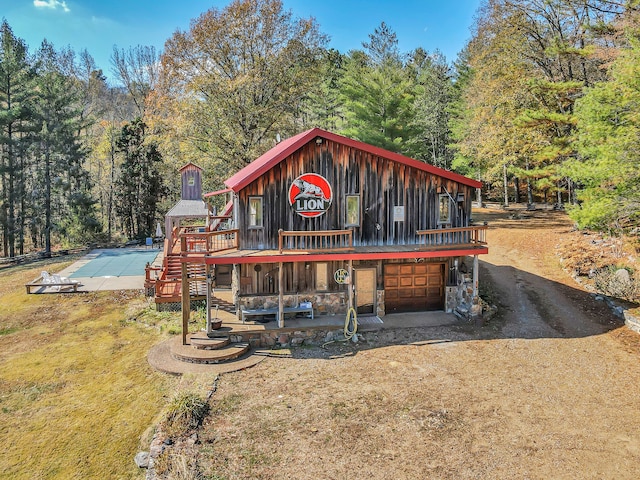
[323,307,358,347]
[344,307,358,341]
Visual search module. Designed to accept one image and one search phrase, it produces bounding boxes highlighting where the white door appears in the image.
[354,268,376,316]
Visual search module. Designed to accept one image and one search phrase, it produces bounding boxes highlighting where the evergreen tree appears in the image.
[570,12,640,230]
[32,40,95,255]
[0,20,34,256]
[114,118,164,240]
[297,48,345,131]
[406,48,453,168]
[339,22,415,153]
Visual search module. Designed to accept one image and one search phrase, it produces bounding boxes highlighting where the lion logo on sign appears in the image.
[291,178,328,202]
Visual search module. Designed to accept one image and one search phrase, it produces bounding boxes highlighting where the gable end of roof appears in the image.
[225,128,482,191]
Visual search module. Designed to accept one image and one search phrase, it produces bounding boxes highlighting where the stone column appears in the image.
[472,254,479,300]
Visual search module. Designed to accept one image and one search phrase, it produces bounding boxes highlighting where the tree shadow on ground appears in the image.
[285,260,634,361]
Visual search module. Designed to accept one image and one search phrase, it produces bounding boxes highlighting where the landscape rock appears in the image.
[614,268,631,285]
[134,451,150,469]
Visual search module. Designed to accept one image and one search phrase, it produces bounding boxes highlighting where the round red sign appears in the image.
[288,173,333,218]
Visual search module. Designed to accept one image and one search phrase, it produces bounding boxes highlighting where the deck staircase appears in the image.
[210,295,236,313]
[152,237,210,307]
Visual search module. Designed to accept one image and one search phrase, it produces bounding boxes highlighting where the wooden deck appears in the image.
[148,225,488,304]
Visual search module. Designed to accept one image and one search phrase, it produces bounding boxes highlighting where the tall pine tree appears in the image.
[114,118,164,240]
[340,22,415,153]
[0,21,34,256]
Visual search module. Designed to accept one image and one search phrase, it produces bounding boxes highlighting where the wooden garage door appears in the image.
[384,263,445,313]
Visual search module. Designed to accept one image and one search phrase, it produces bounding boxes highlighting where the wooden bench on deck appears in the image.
[241,305,314,323]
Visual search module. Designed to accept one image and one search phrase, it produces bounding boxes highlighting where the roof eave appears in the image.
[225,128,482,191]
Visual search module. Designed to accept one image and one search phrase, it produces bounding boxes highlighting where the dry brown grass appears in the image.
[166,207,640,480]
[0,260,180,479]
[192,335,640,479]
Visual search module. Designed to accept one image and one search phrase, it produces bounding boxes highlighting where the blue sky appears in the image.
[1,0,481,84]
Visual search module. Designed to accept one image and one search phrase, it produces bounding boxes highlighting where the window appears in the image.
[346,195,360,226]
[438,194,451,224]
[316,263,328,291]
[248,196,263,228]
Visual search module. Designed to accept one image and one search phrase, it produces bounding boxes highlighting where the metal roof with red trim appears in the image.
[178,161,203,172]
[224,127,482,192]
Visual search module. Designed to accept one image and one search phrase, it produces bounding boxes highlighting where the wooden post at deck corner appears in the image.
[181,241,190,346]
[348,259,353,309]
[278,262,284,328]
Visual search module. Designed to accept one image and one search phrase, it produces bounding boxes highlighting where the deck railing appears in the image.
[278,229,353,253]
[276,225,487,253]
[180,229,239,254]
[416,225,487,249]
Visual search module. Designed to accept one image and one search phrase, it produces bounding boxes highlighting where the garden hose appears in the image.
[322,307,358,347]
[344,307,358,341]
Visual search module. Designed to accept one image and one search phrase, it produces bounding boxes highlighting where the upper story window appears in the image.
[248,196,263,228]
[345,195,360,227]
[438,194,451,224]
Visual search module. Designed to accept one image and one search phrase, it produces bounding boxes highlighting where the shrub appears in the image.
[592,266,640,303]
[163,392,210,438]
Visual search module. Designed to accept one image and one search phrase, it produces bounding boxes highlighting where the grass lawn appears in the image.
[0,259,184,479]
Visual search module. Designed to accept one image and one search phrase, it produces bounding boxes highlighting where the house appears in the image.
[178,128,487,330]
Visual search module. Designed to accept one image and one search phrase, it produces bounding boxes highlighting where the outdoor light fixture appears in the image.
[316,137,323,145]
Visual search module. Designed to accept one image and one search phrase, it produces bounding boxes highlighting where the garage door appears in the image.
[384,263,445,313]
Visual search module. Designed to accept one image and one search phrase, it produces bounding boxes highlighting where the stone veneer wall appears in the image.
[376,290,385,317]
[228,324,427,349]
[445,271,481,318]
[239,292,350,316]
[240,289,388,318]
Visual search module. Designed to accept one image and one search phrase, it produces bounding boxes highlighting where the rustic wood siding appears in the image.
[237,138,475,250]
[181,165,203,200]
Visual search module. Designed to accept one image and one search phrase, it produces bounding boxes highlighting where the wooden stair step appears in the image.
[211,297,236,313]
[188,333,230,350]
[170,337,250,364]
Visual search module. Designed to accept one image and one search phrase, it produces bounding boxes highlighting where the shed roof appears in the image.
[179,162,203,172]
[165,199,209,218]
[224,128,482,192]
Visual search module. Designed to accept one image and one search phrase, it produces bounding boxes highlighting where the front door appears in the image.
[354,268,376,316]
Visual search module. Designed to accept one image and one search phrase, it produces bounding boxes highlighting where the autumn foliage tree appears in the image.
[455,0,627,206]
[159,0,328,178]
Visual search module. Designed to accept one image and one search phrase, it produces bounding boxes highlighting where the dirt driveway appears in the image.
[174,208,640,480]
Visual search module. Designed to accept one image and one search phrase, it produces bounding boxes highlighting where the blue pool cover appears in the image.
[69,249,160,278]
